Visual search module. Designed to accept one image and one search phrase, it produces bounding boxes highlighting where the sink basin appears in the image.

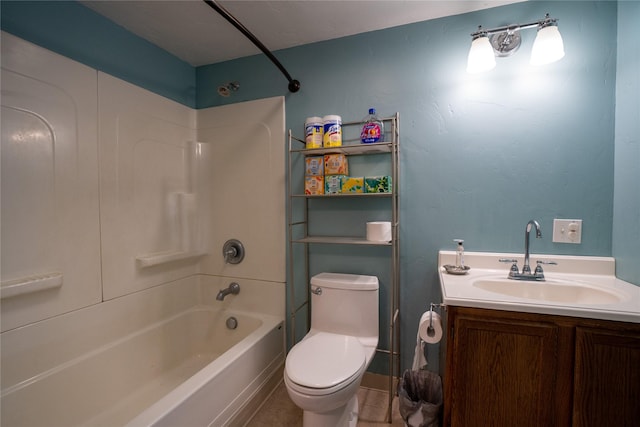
[438,251,640,323]
[473,278,624,305]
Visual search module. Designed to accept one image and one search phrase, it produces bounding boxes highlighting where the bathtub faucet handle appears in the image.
[216,282,240,301]
[222,239,245,264]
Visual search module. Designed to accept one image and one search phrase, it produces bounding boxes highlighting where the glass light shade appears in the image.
[466,36,496,73]
[530,25,565,66]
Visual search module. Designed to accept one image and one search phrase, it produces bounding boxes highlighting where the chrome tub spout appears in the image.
[216,282,240,301]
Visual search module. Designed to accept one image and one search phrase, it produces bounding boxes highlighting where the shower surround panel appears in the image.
[1,32,286,426]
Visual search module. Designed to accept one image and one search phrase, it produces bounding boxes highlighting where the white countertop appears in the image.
[438,251,640,323]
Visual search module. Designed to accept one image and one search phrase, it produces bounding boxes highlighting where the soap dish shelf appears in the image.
[1,272,63,299]
[136,251,206,268]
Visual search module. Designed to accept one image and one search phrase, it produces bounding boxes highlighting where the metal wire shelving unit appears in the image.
[287,113,400,422]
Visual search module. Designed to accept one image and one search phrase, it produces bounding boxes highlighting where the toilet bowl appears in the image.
[284,333,372,426]
[284,273,379,427]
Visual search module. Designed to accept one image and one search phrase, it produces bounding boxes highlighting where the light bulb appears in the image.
[530,24,565,66]
[466,35,496,73]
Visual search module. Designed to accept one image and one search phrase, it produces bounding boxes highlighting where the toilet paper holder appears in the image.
[428,302,445,330]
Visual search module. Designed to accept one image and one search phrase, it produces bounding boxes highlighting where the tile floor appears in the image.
[246,381,405,426]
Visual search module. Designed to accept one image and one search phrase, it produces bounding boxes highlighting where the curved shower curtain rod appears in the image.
[203,0,301,93]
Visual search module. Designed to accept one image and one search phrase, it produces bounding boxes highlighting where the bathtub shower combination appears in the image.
[1,277,285,427]
[1,33,286,426]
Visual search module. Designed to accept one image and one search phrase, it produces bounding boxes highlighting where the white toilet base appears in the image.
[302,395,359,427]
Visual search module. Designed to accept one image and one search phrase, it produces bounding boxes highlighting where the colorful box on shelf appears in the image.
[305,176,324,195]
[324,154,348,175]
[341,176,364,193]
[325,175,346,194]
[305,156,324,176]
[365,176,392,193]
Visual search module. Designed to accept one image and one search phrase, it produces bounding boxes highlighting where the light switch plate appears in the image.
[552,219,582,244]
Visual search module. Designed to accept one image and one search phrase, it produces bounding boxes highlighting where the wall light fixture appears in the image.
[466,13,564,74]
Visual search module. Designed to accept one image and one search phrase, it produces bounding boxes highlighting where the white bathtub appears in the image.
[1,276,285,427]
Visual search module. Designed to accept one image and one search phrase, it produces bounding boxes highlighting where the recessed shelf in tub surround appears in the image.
[438,251,640,323]
[135,191,207,268]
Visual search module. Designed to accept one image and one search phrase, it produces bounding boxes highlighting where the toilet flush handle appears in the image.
[311,287,322,296]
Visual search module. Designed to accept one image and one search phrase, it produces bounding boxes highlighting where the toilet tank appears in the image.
[310,273,379,339]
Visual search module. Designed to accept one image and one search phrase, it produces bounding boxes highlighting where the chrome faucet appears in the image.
[499,219,556,281]
[523,219,542,275]
[216,282,240,301]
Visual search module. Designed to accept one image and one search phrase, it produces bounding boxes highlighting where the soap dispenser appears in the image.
[443,239,470,275]
[454,239,465,268]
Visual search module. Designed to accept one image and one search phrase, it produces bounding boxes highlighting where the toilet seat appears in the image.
[285,333,366,395]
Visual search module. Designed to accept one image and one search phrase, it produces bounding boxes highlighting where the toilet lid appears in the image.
[286,333,366,389]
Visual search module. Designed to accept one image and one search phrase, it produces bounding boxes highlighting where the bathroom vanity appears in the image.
[438,251,640,427]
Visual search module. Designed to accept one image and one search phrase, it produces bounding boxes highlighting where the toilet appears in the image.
[284,272,379,427]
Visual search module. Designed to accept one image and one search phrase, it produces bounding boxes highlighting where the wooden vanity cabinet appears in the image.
[443,306,640,427]
[573,326,640,427]
[443,307,574,427]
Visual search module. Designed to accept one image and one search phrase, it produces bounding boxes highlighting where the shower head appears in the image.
[217,81,240,97]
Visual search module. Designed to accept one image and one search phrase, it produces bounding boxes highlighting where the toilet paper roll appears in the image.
[366,221,391,242]
[418,310,443,344]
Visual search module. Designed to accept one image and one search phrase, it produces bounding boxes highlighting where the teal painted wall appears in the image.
[198,1,625,372]
[3,1,638,374]
[612,1,640,284]
[1,1,196,107]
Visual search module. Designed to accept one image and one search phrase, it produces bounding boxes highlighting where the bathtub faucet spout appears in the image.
[216,282,240,301]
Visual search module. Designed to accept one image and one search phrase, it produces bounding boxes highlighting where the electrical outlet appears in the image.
[552,219,582,244]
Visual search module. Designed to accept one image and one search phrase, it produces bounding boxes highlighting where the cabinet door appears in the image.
[573,327,640,427]
[446,309,571,427]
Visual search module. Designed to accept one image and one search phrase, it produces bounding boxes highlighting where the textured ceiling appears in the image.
[80,0,525,66]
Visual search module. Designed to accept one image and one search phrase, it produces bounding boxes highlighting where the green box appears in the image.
[365,176,392,193]
[325,175,346,194]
